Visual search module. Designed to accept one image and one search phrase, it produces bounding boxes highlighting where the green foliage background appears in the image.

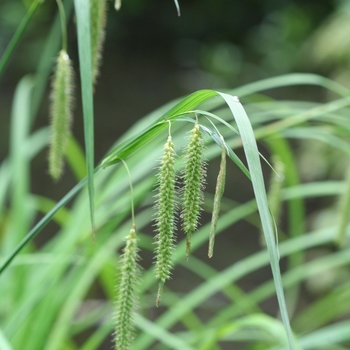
[1,0,350,349]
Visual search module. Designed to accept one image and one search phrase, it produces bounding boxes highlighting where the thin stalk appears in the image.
[120,160,135,225]
[56,0,68,51]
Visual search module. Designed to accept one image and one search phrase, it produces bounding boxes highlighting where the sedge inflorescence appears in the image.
[153,119,211,302]
[154,135,177,306]
[49,50,74,181]
[114,224,140,350]
[181,120,207,259]
[115,118,227,350]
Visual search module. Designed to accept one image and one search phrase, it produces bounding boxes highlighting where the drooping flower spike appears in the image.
[114,224,140,350]
[154,122,177,306]
[49,50,74,181]
[182,117,207,260]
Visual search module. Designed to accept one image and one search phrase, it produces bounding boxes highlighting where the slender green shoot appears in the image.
[120,159,135,225]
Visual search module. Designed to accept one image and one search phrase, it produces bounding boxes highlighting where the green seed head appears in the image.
[208,140,226,258]
[49,50,74,181]
[182,121,206,259]
[154,135,177,305]
[114,225,140,350]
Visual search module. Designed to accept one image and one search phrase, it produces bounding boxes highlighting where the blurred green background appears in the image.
[2,0,349,168]
[1,1,350,348]
[1,0,349,241]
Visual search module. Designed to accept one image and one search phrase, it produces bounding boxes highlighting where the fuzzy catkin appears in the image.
[154,135,177,306]
[49,50,74,181]
[90,0,107,85]
[114,225,140,350]
[208,141,226,258]
[182,121,206,259]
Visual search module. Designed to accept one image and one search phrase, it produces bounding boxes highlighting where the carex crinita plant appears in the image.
[208,137,226,258]
[114,223,140,350]
[182,118,207,259]
[154,129,177,306]
[48,49,74,180]
[90,0,107,85]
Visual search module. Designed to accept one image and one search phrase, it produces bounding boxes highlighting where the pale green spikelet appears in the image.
[90,0,107,85]
[182,120,206,259]
[49,50,74,181]
[208,139,226,258]
[336,165,350,246]
[114,224,140,350]
[154,135,177,306]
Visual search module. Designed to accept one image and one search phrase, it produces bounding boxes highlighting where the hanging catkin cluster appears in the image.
[154,120,208,303]
[114,120,227,350]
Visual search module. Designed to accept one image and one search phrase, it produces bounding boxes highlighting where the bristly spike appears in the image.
[114,226,140,350]
[154,134,177,306]
[182,119,206,259]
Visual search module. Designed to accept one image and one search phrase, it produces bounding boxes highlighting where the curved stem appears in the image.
[56,0,68,51]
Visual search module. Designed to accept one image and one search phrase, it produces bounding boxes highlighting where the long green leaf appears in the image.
[0,175,89,275]
[232,73,350,98]
[7,76,34,248]
[74,0,96,236]
[217,92,295,349]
